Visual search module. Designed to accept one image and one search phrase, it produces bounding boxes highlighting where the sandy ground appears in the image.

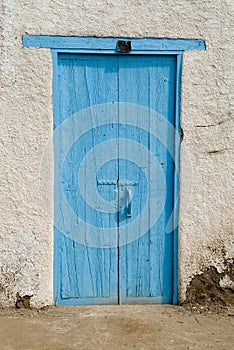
[0,305,233,350]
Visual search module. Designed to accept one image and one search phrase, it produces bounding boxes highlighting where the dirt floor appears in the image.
[0,305,233,350]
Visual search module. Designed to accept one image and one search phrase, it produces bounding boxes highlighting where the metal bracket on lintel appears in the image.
[116,40,132,53]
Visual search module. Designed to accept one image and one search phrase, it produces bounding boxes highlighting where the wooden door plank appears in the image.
[118,55,176,303]
[55,55,119,304]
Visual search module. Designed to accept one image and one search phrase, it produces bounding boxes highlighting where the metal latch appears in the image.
[126,187,132,217]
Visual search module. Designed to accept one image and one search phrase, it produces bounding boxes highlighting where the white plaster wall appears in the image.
[0,0,233,306]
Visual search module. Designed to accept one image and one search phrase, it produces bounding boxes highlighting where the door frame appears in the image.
[23,36,206,305]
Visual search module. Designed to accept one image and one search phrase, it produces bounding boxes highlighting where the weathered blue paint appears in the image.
[55,55,119,305]
[23,35,206,52]
[117,56,176,304]
[52,50,60,305]
[53,52,179,305]
[173,54,183,304]
[21,35,206,306]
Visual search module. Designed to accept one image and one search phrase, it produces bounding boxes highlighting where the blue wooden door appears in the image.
[54,54,176,305]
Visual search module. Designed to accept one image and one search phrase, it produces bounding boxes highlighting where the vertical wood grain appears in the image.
[56,55,119,303]
[118,56,176,303]
[55,54,176,304]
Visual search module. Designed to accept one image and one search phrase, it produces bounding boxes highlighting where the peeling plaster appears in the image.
[0,0,233,306]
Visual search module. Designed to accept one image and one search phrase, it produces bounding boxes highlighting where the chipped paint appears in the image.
[0,0,233,306]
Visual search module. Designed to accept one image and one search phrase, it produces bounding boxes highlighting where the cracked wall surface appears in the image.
[0,0,233,306]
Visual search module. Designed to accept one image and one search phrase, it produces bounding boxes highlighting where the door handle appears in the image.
[126,187,132,217]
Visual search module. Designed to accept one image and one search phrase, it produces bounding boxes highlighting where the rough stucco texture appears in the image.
[0,0,233,306]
